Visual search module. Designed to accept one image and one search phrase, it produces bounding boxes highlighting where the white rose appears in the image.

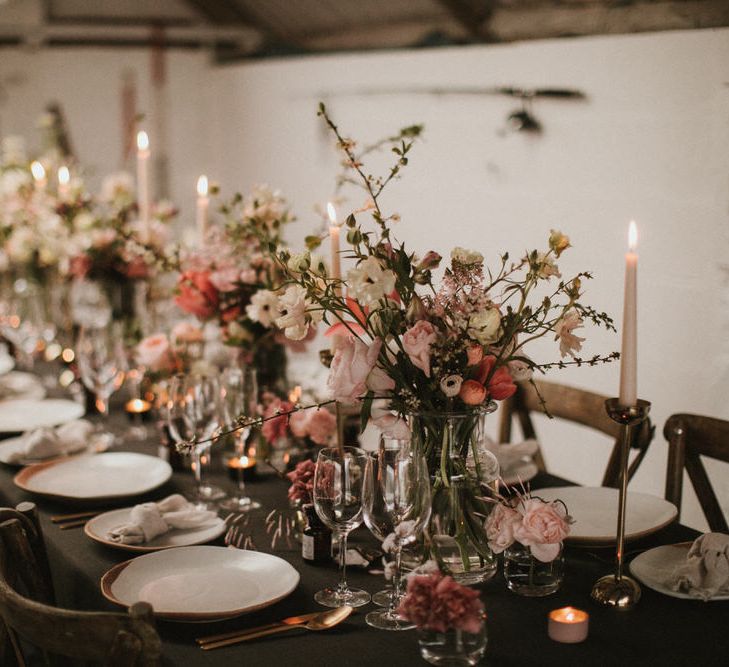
[467,307,502,345]
[346,256,396,308]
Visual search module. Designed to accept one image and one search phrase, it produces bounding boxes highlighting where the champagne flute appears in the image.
[75,324,127,436]
[313,446,371,608]
[167,372,225,508]
[219,366,261,512]
[363,438,432,630]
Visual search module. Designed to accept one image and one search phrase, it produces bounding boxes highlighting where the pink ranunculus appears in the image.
[124,256,149,279]
[209,266,240,292]
[136,334,174,373]
[327,336,382,404]
[175,271,219,319]
[459,379,487,406]
[466,344,484,366]
[306,409,337,446]
[402,320,437,377]
[288,410,310,438]
[261,399,294,445]
[484,503,521,554]
[171,322,204,344]
[69,255,91,278]
[514,498,571,563]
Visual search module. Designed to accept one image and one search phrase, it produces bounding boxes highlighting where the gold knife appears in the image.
[196,611,323,645]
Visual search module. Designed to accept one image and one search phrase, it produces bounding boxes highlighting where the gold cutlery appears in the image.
[51,510,101,523]
[58,519,92,530]
[199,606,353,650]
[196,610,325,645]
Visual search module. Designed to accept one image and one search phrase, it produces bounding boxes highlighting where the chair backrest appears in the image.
[498,379,654,487]
[0,506,162,667]
[664,413,729,533]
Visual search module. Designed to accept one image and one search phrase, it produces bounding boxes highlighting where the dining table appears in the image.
[0,390,727,667]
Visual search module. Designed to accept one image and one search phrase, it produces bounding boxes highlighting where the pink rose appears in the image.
[513,498,570,562]
[366,364,395,393]
[466,344,484,366]
[209,266,240,292]
[402,320,437,377]
[485,503,521,554]
[327,336,382,404]
[288,410,310,438]
[171,322,204,344]
[175,271,219,319]
[136,334,174,372]
[306,409,337,446]
[261,398,294,445]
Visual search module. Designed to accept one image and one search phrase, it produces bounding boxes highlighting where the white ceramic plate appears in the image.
[630,543,729,601]
[14,453,172,503]
[501,461,539,487]
[0,433,110,467]
[0,372,46,401]
[0,399,84,433]
[85,508,226,553]
[101,546,300,621]
[534,486,678,545]
[0,355,14,376]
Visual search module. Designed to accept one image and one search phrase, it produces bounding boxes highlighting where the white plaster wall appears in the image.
[1,28,728,530]
[208,29,729,531]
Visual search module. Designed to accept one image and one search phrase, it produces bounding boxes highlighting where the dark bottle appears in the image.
[302,504,332,564]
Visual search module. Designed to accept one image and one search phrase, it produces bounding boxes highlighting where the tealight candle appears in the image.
[125,398,152,414]
[226,455,257,482]
[548,607,589,643]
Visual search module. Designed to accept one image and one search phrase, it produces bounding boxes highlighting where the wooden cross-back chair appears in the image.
[498,379,655,488]
[664,413,729,533]
[0,502,161,667]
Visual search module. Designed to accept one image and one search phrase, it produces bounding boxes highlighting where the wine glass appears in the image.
[313,446,371,608]
[363,438,432,630]
[75,324,127,435]
[219,366,261,512]
[166,372,225,508]
[1,284,46,370]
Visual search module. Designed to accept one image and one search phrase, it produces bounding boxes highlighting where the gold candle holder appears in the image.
[590,398,651,610]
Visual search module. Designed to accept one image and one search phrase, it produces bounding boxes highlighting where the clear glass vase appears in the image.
[418,625,487,666]
[503,542,564,597]
[410,406,499,585]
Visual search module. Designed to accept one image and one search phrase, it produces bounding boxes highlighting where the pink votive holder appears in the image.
[548,607,589,643]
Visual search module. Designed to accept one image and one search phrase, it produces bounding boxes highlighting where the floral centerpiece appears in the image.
[267,104,616,583]
[485,487,572,596]
[174,185,304,390]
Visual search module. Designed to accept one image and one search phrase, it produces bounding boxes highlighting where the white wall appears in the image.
[1,29,728,529]
[209,29,729,531]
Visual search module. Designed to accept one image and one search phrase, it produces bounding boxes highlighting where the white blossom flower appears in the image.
[0,169,31,196]
[440,374,463,397]
[536,252,561,279]
[287,251,311,273]
[451,247,484,265]
[346,256,396,307]
[245,289,280,328]
[243,184,287,227]
[100,171,134,205]
[275,285,314,340]
[554,309,585,358]
[467,307,502,345]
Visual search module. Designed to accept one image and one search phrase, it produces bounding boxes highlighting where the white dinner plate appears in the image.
[0,399,84,433]
[630,543,729,601]
[0,355,14,376]
[101,546,300,621]
[534,486,678,545]
[14,452,172,503]
[501,461,539,487]
[0,433,109,467]
[0,372,45,401]
[85,508,226,553]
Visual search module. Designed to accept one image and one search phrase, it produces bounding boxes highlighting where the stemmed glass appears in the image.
[313,446,371,608]
[167,372,226,508]
[75,324,127,436]
[219,366,261,512]
[363,438,432,630]
[1,285,46,370]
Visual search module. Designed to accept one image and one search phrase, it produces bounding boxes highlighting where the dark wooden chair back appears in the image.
[498,379,654,487]
[0,504,161,667]
[664,413,729,533]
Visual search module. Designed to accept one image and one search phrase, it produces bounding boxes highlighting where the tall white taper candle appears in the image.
[618,221,638,406]
[136,131,150,231]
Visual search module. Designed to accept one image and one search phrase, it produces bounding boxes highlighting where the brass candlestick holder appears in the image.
[590,398,651,610]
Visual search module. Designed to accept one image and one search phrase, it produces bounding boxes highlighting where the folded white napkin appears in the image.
[107,494,218,545]
[482,436,539,471]
[668,533,729,600]
[7,419,94,463]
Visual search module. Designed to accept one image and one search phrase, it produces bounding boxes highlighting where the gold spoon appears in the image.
[200,606,354,650]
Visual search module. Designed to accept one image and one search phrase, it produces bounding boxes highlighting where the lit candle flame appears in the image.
[57,165,70,185]
[327,201,338,226]
[628,220,638,253]
[197,174,209,197]
[30,161,46,182]
[136,130,149,152]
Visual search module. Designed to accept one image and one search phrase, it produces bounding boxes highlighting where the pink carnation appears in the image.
[261,398,294,445]
[286,459,316,505]
[402,320,437,377]
[398,572,484,634]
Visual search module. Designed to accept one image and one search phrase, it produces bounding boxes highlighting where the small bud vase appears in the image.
[418,624,488,666]
[503,542,564,597]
